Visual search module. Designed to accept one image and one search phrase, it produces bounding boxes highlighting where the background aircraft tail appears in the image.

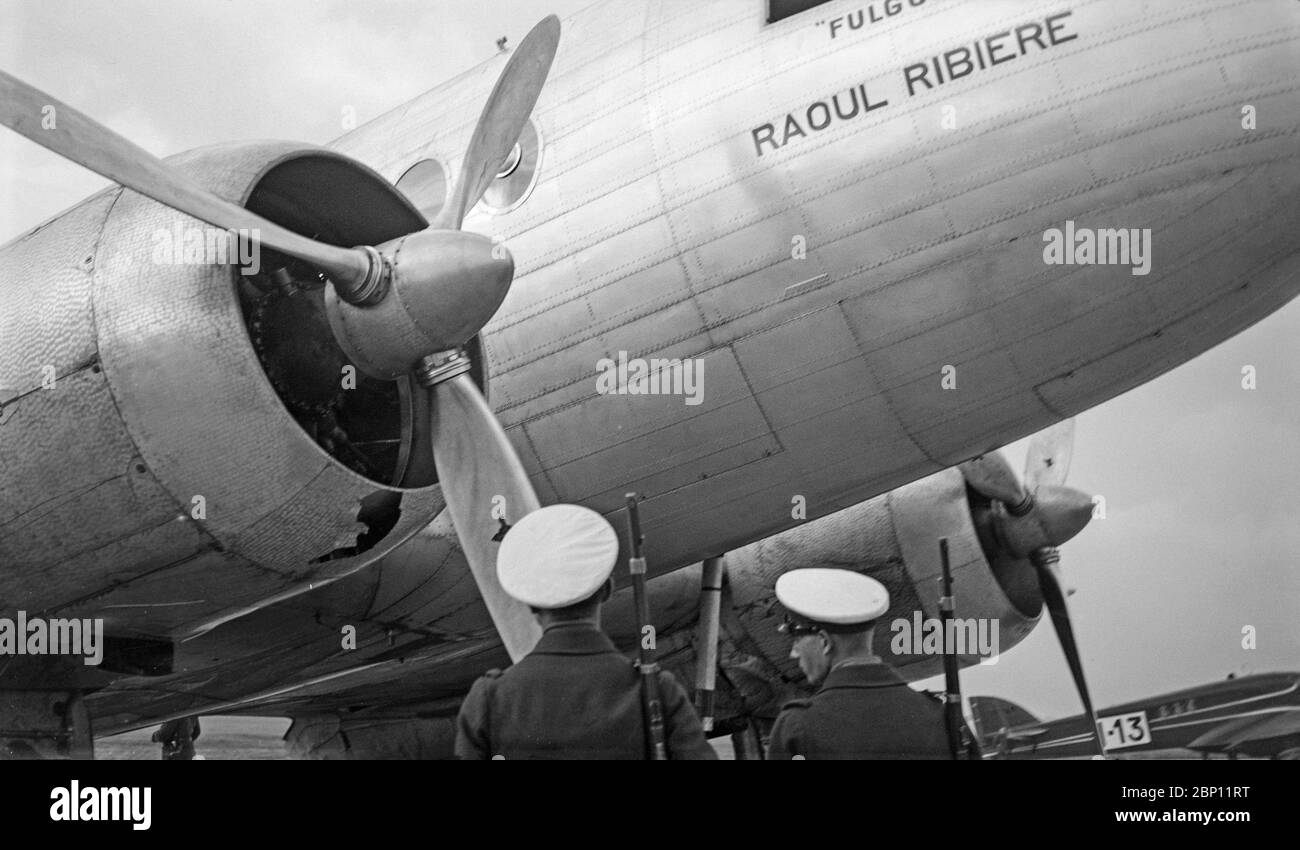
[969,696,1040,741]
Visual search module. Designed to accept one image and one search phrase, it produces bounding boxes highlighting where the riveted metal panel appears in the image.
[524,344,778,507]
[0,369,195,584]
[0,189,117,395]
[733,304,930,478]
[1,190,127,539]
[70,549,272,639]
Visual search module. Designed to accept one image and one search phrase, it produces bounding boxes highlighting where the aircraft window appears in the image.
[480,119,541,214]
[768,0,832,23]
[497,142,523,179]
[394,158,447,221]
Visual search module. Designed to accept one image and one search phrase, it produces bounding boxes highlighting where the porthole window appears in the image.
[395,158,448,221]
[479,119,542,214]
[497,142,522,179]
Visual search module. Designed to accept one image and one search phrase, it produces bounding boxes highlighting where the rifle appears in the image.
[938,537,983,760]
[625,493,668,760]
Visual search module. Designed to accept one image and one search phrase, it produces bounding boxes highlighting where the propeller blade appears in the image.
[394,377,439,487]
[1024,420,1076,492]
[429,372,542,661]
[434,15,561,230]
[0,69,370,287]
[959,451,1029,508]
[1033,548,1105,756]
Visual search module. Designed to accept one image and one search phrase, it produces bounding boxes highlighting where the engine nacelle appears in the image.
[662,467,1047,717]
[0,142,449,642]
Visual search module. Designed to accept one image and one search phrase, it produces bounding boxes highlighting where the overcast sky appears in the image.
[2,0,1296,721]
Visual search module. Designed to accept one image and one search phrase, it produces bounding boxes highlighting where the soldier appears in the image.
[152,715,201,760]
[767,568,952,759]
[454,503,716,760]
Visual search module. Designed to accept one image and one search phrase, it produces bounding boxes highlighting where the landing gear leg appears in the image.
[0,690,93,759]
[694,556,725,732]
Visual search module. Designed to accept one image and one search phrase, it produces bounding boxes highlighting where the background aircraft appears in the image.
[971,671,1300,759]
[2,0,1300,759]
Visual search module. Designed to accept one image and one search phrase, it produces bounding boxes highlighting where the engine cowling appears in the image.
[0,142,450,642]
[671,466,1046,717]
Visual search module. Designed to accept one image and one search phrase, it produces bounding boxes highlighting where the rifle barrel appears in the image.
[626,493,668,760]
[938,538,968,760]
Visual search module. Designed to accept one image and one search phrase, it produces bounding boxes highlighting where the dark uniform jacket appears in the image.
[455,622,717,759]
[152,716,200,761]
[768,662,953,759]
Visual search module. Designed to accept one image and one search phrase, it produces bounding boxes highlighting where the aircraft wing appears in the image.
[1186,710,1300,758]
[83,510,708,736]
[1005,727,1050,743]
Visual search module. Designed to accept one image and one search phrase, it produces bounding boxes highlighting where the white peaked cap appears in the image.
[496,504,620,609]
[775,568,890,627]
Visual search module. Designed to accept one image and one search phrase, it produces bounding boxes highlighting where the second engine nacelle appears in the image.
[719,467,1043,687]
[610,466,1050,721]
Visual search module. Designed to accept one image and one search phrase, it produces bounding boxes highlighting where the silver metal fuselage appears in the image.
[1,0,1297,646]
[334,0,1300,571]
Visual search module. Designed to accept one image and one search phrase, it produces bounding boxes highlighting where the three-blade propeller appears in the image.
[413,16,559,662]
[961,421,1106,756]
[1,16,562,663]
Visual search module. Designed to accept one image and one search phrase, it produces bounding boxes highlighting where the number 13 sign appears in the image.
[1097,711,1152,750]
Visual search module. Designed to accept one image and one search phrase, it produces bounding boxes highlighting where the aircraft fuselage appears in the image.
[2,0,1298,639]
[333,0,1300,571]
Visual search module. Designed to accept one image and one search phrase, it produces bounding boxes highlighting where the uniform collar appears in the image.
[818,662,908,691]
[532,622,620,656]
